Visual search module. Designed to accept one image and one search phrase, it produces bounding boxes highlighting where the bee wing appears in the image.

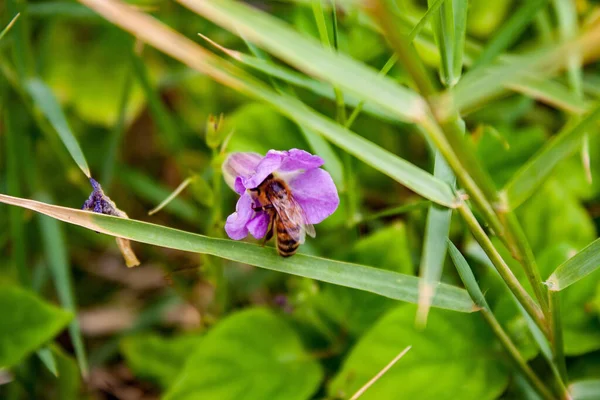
[268,194,315,243]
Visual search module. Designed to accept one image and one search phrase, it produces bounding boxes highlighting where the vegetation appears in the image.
[1,0,600,399]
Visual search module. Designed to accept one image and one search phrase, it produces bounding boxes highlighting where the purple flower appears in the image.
[222,149,339,241]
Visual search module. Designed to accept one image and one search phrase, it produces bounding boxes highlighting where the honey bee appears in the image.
[250,173,315,257]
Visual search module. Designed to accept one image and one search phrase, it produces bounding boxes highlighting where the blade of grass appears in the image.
[503,103,600,210]
[451,22,600,115]
[0,194,477,313]
[25,78,91,178]
[5,107,29,286]
[451,0,468,82]
[546,237,600,291]
[37,193,88,377]
[131,50,182,152]
[570,381,600,400]
[471,0,548,69]
[102,45,135,188]
[447,241,555,400]
[79,0,458,208]
[548,291,568,382]
[553,0,591,184]
[0,13,20,41]
[177,0,428,124]
[36,347,58,377]
[349,346,412,400]
[148,176,196,216]
[354,200,430,225]
[428,0,454,86]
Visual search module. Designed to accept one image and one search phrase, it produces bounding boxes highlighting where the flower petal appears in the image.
[247,212,270,239]
[222,152,263,191]
[242,151,284,189]
[279,148,324,172]
[288,168,339,224]
[224,192,255,240]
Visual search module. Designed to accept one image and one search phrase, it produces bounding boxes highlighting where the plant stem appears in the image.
[456,202,546,333]
[480,309,555,400]
[549,291,568,384]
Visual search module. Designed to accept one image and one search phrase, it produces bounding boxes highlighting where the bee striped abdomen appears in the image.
[275,217,300,257]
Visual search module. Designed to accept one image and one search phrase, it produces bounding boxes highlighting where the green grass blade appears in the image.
[546,237,600,291]
[148,176,196,216]
[131,52,182,152]
[0,194,476,313]
[37,194,88,377]
[447,241,488,309]
[177,0,427,124]
[198,34,396,123]
[36,347,58,377]
[4,107,29,285]
[25,78,91,178]
[429,0,454,86]
[503,103,600,209]
[570,381,600,400]
[0,13,20,41]
[472,0,548,69]
[451,24,600,114]
[451,0,468,82]
[80,0,457,208]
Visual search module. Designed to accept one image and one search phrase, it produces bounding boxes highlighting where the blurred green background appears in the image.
[1,0,600,399]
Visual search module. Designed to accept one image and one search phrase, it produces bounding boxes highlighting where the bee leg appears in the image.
[253,204,274,212]
[262,217,275,247]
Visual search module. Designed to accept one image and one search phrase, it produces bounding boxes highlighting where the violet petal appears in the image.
[222,152,263,191]
[288,168,339,224]
[225,192,255,240]
[279,148,324,172]
[247,212,270,239]
[242,151,284,189]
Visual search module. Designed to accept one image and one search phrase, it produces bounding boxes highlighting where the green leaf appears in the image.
[0,285,72,369]
[121,333,203,389]
[504,103,600,209]
[451,0,468,82]
[25,78,91,177]
[571,380,600,400]
[165,309,323,400]
[313,224,414,336]
[547,238,600,292]
[329,304,509,400]
[0,194,476,313]
[429,0,455,86]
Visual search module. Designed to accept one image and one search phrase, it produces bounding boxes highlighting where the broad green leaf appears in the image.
[178,0,427,124]
[38,199,88,376]
[504,104,600,210]
[121,333,203,389]
[78,0,458,207]
[165,309,322,400]
[0,194,476,312]
[329,304,509,400]
[547,238,600,292]
[518,180,595,255]
[312,224,413,336]
[571,381,600,400]
[0,285,72,368]
[25,78,91,177]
